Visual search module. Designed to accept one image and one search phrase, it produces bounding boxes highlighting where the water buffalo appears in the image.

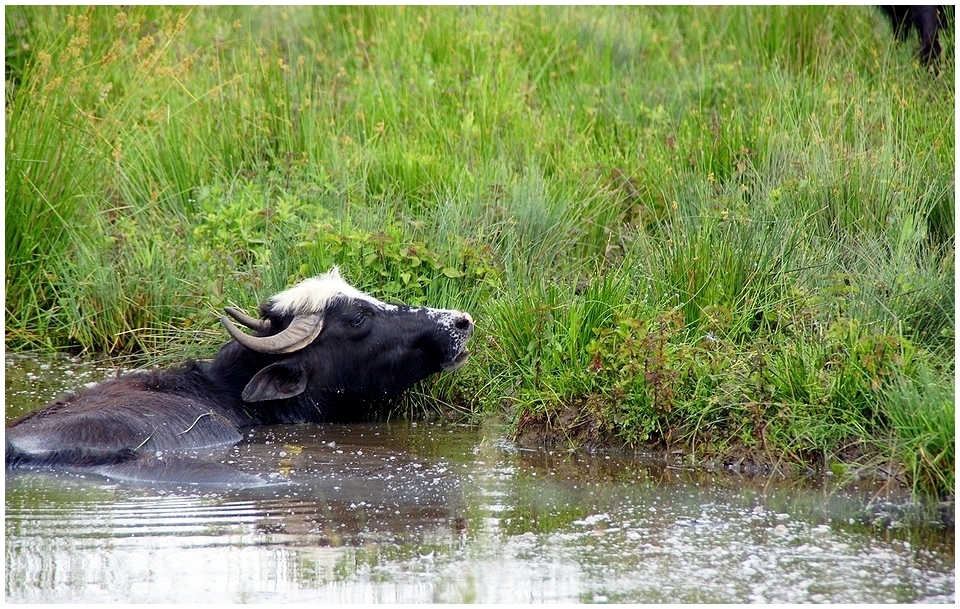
[880,5,949,64]
[6,268,474,484]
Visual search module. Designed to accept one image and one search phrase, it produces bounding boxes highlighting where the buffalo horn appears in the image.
[223,306,271,333]
[221,312,324,354]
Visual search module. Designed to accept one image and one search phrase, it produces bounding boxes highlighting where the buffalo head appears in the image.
[220,268,475,410]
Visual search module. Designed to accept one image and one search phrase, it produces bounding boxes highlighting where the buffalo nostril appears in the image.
[454,313,474,331]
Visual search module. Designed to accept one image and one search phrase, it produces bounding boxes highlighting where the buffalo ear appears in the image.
[242,360,309,402]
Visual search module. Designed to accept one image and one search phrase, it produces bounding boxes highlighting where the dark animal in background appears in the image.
[880,5,949,64]
[6,268,474,484]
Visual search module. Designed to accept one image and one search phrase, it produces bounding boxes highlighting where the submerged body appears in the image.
[6,268,474,483]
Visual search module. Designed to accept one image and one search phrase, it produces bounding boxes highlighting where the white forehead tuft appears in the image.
[267,267,395,315]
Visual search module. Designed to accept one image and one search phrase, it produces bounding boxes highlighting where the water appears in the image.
[5,353,955,603]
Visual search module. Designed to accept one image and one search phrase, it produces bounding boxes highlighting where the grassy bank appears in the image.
[5,6,954,497]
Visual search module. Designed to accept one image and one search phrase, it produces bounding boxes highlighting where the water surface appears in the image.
[5,354,955,603]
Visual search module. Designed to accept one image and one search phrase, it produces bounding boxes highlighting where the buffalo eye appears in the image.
[349,311,367,328]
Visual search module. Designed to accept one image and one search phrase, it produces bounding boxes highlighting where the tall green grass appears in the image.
[5,6,954,496]
[881,370,955,497]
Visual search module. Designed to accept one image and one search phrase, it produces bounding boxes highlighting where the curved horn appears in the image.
[221,312,324,354]
[223,306,271,333]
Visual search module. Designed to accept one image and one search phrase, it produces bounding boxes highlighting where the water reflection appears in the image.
[6,423,471,603]
[4,354,956,603]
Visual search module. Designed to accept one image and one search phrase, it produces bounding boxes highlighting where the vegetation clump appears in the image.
[5,6,954,497]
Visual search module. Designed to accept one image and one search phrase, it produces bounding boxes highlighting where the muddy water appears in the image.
[5,353,955,603]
